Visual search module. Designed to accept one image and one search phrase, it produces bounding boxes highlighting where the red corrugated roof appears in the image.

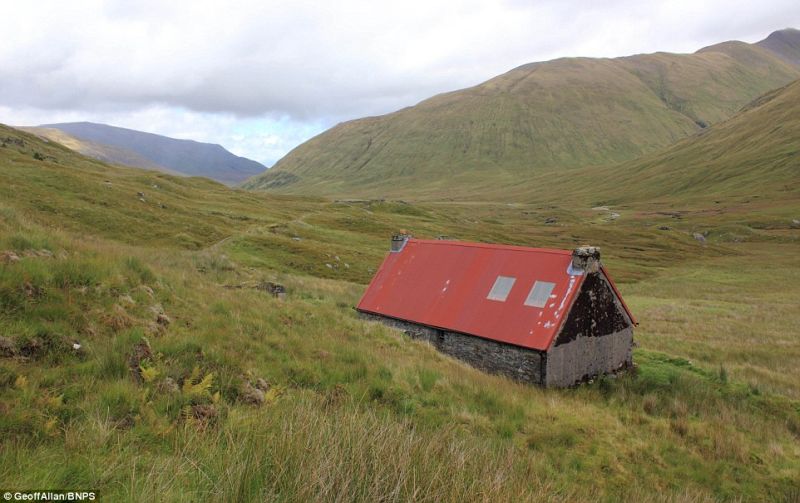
[357,239,599,351]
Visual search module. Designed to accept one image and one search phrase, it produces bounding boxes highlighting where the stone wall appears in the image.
[545,326,633,387]
[359,312,441,345]
[438,330,544,385]
[546,270,634,386]
[554,272,632,346]
[359,312,545,384]
[359,269,636,388]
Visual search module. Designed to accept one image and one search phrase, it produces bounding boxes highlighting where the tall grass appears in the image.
[1,124,799,500]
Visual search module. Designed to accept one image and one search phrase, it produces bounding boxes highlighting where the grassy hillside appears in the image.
[245,30,800,199]
[1,125,800,501]
[245,73,800,217]
[465,77,800,209]
[36,122,266,185]
[20,127,176,174]
[579,79,800,205]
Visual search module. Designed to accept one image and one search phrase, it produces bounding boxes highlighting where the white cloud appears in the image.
[1,0,798,164]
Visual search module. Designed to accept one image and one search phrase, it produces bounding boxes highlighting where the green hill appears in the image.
[475,77,800,209]
[1,116,800,500]
[588,78,800,204]
[244,29,800,199]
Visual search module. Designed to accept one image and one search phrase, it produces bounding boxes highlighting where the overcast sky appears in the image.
[1,0,798,166]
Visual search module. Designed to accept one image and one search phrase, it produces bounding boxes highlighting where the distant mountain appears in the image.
[244,28,800,199]
[20,126,177,175]
[756,27,800,66]
[35,122,265,185]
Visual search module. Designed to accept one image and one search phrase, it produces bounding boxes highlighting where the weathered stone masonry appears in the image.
[545,271,634,387]
[361,269,634,387]
[360,312,546,384]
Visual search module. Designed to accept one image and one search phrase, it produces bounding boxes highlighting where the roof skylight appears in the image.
[487,276,516,301]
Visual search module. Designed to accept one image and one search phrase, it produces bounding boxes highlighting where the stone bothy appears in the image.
[357,236,637,387]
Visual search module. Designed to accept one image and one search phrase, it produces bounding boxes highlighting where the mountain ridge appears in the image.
[20,126,180,175]
[35,121,265,185]
[244,28,800,198]
[756,27,800,65]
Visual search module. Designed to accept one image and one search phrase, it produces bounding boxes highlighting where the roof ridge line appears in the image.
[409,239,572,255]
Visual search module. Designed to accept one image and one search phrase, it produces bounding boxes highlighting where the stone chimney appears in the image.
[390,234,411,252]
[571,246,601,273]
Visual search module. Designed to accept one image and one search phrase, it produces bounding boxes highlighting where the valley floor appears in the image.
[1,126,799,501]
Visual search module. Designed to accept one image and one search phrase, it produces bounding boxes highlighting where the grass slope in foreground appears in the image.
[0,126,799,501]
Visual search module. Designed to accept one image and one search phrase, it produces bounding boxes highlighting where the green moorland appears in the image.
[416,77,800,212]
[1,123,799,502]
[244,30,800,199]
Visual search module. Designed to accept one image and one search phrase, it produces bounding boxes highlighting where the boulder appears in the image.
[128,341,153,383]
[22,282,44,299]
[71,341,86,359]
[240,382,265,405]
[256,281,286,299]
[255,378,271,392]
[0,336,16,357]
[1,251,20,264]
[156,313,171,327]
